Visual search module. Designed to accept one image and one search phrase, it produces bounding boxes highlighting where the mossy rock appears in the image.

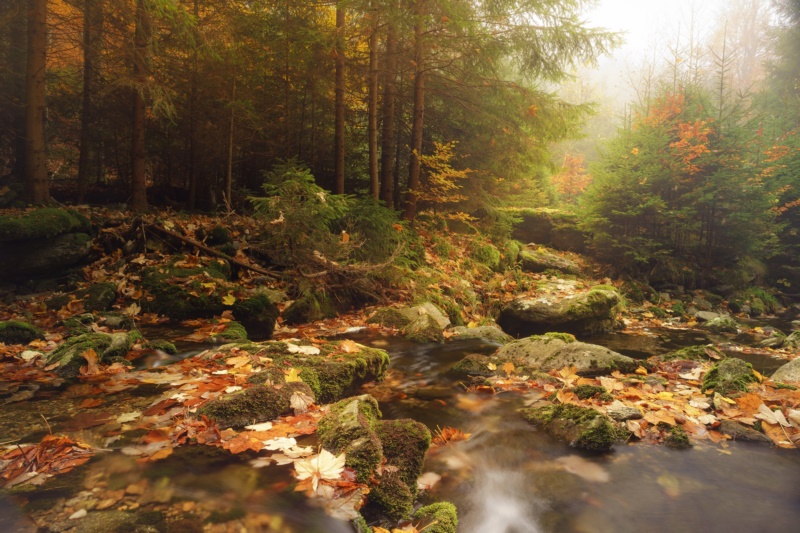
[72,510,138,533]
[405,313,445,343]
[519,248,580,275]
[782,331,800,349]
[376,419,431,492]
[317,395,383,483]
[62,314,97,336]
[413,502,458,533]
[241,341,389,404]
[0,320,44,345]
[46,332,137,378]
[571,384,608,400]
[369,470,414,521]
[207,225,232,245]
[45,293,71,311]
[702,316,739,334]
[496,335,637,376]
[718,420,771,443]
[144,339,178,355]
[702,357,758,396]
[82,282,117,312]
[659,344,724,362]
[497,287,622,337]
[140,262,230,319]
[214,321,249,343]
[665,426,691,449]
[0,208,91,242]
[282,294,340,325]
[771,358,800,383]
[521,403,618,451]
[448,325,513,344]
[471,240,502,271]
[232,294,279,339]
[197,381,313,428]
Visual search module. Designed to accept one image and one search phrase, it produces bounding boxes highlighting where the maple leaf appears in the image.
[263,437,297,451]
[502,362,515,376]
[294,449,346,491]
[291,390,314,414]
[285,368,303,383]
[222,292,236,306]
[432,426,471,446]
[755,404,791,427]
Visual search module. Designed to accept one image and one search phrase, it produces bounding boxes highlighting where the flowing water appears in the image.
[2,329,800,532]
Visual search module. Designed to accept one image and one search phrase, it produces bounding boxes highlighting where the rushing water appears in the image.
[2,328,800,532]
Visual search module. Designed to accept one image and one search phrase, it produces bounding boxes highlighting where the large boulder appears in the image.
[0,320,44,344]
[0,208,93,280]
[494,333,638,376]
[497,286,621,337]
[367,302,450,342]
[701,315,739,334]
[521,403,618,451]
[46,332,139,378]
[198,381,314,428]
[510,208,589,253]
[771,358,800,383]
[448,325,513,344]
[518,248,580,275]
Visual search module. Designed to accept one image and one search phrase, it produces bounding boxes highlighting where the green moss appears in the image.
[413,502,458,533]
[144,339,178,355]
[472,240,501,271]
[62,314,95,336]
[702,358,758,396]
[521,403,617,451]
[46,331,137,378]
[282,294,338,325]
[0,320,44,344]
[571,385,608,400]
[650,307,668,319]
[661,344,724,362]
[773,382,799,391]
[197,381,314,428]
[352,515,370,533]
[370,470,414,520]
[317,395,383,483]
[46,294,71,311]
[205,507,246,524]
[207,226,232,245]
[665,426,691,449]
[83,282,117,312]
[501,240,522,269]
[376,419,431,491]
[232,294,279,339]
[0,208,90,242]
[217,321,249,342]
[529,332,576,344]
[141,263,230,320]
[366,307,414,328]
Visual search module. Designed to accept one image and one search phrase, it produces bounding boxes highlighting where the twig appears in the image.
[144,222,278,279]
[40,414,52,435]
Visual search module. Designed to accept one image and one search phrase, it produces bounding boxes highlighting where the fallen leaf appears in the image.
[286,343,321,355]
[291,391,314,414]
[294,449,346,491]
[285,368,303,383]
[222,293,236,306]
[338,340,362,353]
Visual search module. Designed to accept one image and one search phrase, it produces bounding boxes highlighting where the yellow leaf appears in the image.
[635,366,648,375]
[487,362,497,371]
[656,392,674,401]
[285,368,303,383]
[201,282,216,289]
[341,230,350,243]
[753,369,763,383]
[338,339,362,353]
[502,362,515,376]
[467,321,479,328]
[222,292,236,305]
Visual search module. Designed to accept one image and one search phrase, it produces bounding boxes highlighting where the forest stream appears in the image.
[3,325,799,533]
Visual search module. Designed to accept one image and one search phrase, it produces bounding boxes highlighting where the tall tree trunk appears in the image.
[9,0,27,180]
[130,0,151,212]
[379,0,398,206]
[78,0,103,202]
[25,0,49,204]
[188,0,198,210]
[367,0,379,199]
[403,0,425,221]
[225,76,236,206]
[334,3,345,194]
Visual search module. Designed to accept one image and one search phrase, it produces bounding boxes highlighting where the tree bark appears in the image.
[334,3,346,194]
[130,0,152,212]
[403,0,425,221]
[367,0,379,199]
[78,0,103,202]
[9,0,27,180]
[225,76,236,206]
[25,0,49,204]
[188,0,198,210]
[379,0,398,206]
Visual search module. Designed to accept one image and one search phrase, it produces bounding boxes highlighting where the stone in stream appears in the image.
[317,395,432,521]
[367,302,451,343]
[606,401,643,421]
[521,403,618,451]
[701,357,758,396]
[781,330,800,349]
[701,315,740,334]
[448,325,513,344]
[771,358,800,383]
[46,331,141,378]
[718,420,772,443]
[494,332,639,376]
[497,286,622,337]
[198,381,314,428]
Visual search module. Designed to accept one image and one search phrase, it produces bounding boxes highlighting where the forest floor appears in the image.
[1,207,799,532]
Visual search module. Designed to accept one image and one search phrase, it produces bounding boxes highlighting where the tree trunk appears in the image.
[9,0,27,180]
[225,76,236,206]
[78,0,103,202]
[334,3,345,194]
[379,0,398,206]
[188,0,198,210]
[403,0,425,221]
[130,0,151,212]
[25,0,49,204]
[367,0,379,199]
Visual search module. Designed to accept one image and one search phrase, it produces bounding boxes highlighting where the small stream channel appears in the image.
[2,328,800,532]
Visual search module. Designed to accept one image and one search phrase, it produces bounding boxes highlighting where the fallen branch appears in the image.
[143,222,279,279]
[297,242,405,279]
